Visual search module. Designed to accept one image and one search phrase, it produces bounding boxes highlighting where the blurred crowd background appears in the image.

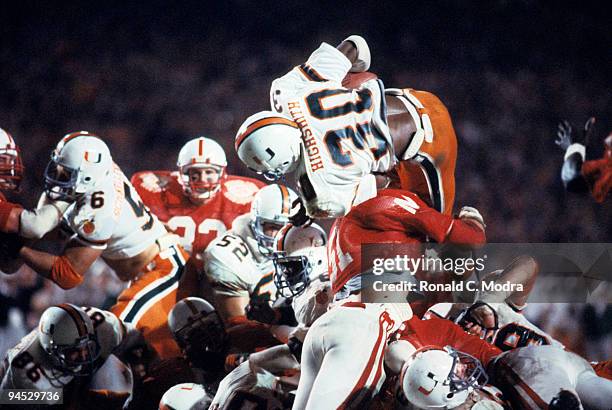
[1,1,610,359]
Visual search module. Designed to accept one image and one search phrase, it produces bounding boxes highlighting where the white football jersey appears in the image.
[210,361,285,410]
[270,42,394,216]
[0,307,128,396]
[292,277,332,327]
[63,163,167,260]
[493,345,609,409]
[204,214,277,301]
[426,302,564,351]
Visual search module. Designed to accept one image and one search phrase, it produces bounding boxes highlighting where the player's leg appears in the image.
[575,370,612,410]
[491,348,575,409]
[292,319,326,410]
[111,245,188,359]
[296,305,394,410]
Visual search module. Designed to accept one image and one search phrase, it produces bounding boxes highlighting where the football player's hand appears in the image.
[245,300,278,324]
[458,206,485,231]
[555,120,573,151]
[122,343,158,380]
[462,303,497,343]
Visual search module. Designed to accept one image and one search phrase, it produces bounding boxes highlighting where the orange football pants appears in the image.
[111,245,188,359]
[394,89,458,216]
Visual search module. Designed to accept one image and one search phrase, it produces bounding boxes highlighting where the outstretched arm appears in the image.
[556,118,595,193]
[19,241,102,289]
[356,190,486,246]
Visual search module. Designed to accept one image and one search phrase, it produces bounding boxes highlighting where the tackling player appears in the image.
[202,184,297,330]
[210,223,329,410]
[291,188,485,409]
[0,304,137,409]
[131,136,264,256]
[0,128,70,272]
[236,35,458,219]
[17,131,187,359]
[424,255,567,355]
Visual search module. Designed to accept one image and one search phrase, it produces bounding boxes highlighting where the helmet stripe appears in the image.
[198,138,204,157]
[276,224,292,252]
[278,184,291,215]
[58,303,87,338]
[183,298,199,315]
[62,131,91,144]
[235,117,298,151]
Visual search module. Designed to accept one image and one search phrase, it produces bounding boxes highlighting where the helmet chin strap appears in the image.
[187,187,219,204]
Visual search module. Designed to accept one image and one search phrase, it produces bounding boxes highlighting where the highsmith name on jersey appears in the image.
[270,42,395,215]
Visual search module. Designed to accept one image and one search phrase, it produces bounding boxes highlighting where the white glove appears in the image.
[344,35,371,72]
[458,206,485,228]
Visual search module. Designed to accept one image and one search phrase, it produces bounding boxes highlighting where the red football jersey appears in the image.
[328,189,486,294]
[0,191,23,233]
[131,171,265,256]
[396,316,501,367]
[582,155,612,203]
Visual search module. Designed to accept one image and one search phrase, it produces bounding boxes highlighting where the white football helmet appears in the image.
[249,184,297,252]
[159,383,211,410]
[177,137,227,201]
[235,111,302,180]
[273,223,328,297]
[168,297,227,368]
[38,304,100,377]
[44,131,113,200]
[0,127,23,191]
[402,347,487,409]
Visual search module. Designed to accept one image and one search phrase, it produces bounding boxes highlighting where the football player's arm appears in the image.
[214,293,251,324]
[203,247,254,323]
[249,344,300,375]
[0,200,22,233]
[444,319,501,367]
[18,199,71,239]
[0,193,69,236]
[478,255,538,310]
[583,157,612,202]
[19,240,103,289]
[556,119,594,193]
[561,144,589,193]
[360,191,485,245]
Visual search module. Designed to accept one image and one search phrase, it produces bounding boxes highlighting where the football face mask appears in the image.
[273,254,312,298]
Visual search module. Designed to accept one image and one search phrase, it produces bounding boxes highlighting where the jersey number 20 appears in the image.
[306,88,388,167]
